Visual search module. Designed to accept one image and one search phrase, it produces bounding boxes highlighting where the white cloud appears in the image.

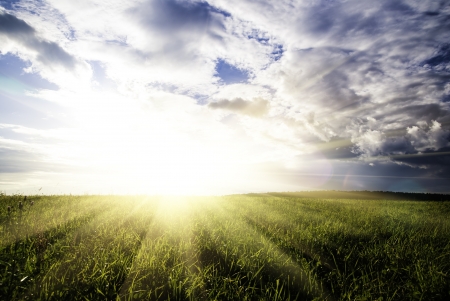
[407,121,449,151]
[0,11,91,89]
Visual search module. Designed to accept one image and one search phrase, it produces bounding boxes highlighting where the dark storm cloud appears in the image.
[295,0,419,46]
[423,44,450,68]
[208,98,268,117]
[285,43,449,147]
[265,0,450,180]
[350,118,449,156]
[337,160,450,193]
[391,148,450,169]
[312,68,367,111]
[387,104,448,124]
[137,0,226,33]
[0,12,76,69]
[129,0,227,56]
[301,3,382,40]
[253,157,450,193]
[0,11,34,35]
[217,0,447,48]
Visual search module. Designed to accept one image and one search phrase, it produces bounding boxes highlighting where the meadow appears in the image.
[0,192,449,300]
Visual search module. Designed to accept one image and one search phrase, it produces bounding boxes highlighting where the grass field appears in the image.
[1,193,449,300]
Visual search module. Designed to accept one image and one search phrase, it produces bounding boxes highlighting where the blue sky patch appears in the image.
[0,54,58,91]
[271,44,284,61]
[89,60,117,90]
[215,59,249,84]
[0,0,21,10]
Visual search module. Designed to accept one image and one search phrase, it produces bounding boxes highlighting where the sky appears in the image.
[0,0,449,195]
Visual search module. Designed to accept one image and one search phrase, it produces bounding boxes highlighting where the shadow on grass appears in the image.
[0,214,97,300]
[195,228,314,301]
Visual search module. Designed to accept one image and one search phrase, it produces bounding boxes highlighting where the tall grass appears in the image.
[1,193,449,300]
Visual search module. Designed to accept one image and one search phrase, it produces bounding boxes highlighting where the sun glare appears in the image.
[43,90,247,195]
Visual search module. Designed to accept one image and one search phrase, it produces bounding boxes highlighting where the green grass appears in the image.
[1,193,449,300]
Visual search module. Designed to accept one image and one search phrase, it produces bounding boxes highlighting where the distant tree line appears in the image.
[262,191,450,201]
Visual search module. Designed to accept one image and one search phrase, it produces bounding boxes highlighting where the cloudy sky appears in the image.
[1,0,449,195]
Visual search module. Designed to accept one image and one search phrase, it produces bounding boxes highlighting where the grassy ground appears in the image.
[0,193,449,300]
